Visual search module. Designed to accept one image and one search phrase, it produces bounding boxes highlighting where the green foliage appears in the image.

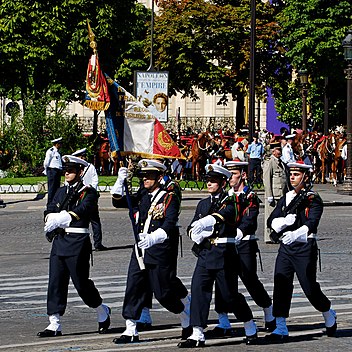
[0,0,149,176]
[0,0,149,105]
[273,0,352,128]
[0,98,86,176]
[153,0,280,102]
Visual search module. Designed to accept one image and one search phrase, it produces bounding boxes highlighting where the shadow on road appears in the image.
[4,193,46,205]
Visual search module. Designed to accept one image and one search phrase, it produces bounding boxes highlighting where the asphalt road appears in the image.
[0,192,351,351]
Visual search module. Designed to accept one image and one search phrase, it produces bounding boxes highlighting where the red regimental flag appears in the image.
[153,119,184,158]
[84,54,110,111]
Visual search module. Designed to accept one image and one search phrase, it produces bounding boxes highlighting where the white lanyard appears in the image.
[142,190,166,233]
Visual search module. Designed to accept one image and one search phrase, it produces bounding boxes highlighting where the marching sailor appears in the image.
[178,164,255,348]
[111,159,190,344]
[38,155,110,337]
[207,160,276,339]
[266,160,337,342]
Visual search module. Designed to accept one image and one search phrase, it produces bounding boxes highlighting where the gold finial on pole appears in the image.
[87,19,97,53]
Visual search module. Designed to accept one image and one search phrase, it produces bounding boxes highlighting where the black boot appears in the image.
[205,326,236,338]
[136,322,152,331]
[245,332,258,345]
[265,332,289,343]
[98,306,111,334]
[178,339,205,348]
[37,329,62,338]
[181,326,193,340]
[265,319,276,332]
[326,321,337,337]
[113,335,140,344]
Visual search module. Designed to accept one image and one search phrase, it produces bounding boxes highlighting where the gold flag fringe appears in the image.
[84,100,110,111]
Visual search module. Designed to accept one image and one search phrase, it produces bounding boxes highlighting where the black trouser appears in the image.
[138,238,185,313]
[273,241,331,317]
[47,168,61,205]
[122,250,188,320]
[91,208,103,248]
[47,251,102,316]
[249,158,262,184]
[190,263,253,328]
[215,241,272,313]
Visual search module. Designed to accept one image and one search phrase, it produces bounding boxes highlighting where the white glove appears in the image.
[110,167,128,196]
[235,228,244,245]
[44,213,59,232]
[267,196,274,205]
[44,211,71,232]
[271,214,297,233]
[190,231,206,245]
[281,225,309,245]
[284,214,297,226]
[138,228,167,249]
[190,215,216,237]
[56,210,71,228]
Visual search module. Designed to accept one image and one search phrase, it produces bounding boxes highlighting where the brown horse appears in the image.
[316,134,334,183]
[220,138,233,160]
[291,132,307,160]
[330,134,346,186]
[191,131,214,180]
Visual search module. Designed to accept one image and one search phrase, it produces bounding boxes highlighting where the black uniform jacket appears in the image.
[236,191,260,253]
[187,192,237,270]
[267,190,323,255]
[112,187,180,266]
[46,185,98,256]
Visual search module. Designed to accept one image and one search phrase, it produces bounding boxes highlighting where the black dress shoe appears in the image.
[113,335,139,344]
[245,333,258,345]
[177,339,205,348]
[136,321,152,331]
[205,326,236,338]
[181,326,193,340]
[265,333,288,343]
[37,329,62,338]
[326,321,337,337]
[95,244,108,251]
[265,319,276,332]
[98,306,111,334]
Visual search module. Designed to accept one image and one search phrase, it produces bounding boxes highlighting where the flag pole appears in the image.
[86,21,145,269]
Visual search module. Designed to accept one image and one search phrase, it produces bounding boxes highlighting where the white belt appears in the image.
[65,227,90,234]
[210,237,236,245]
[308,233,317,239]
[242,235,258,241]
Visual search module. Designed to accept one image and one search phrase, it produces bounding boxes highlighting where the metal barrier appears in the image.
[0,179,207,193]
[76,115,236,135]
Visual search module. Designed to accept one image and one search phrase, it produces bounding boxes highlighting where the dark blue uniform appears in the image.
[267,191,331,318]
[139,178,184,314]
[46,166,62,205]
[46,185,103,316]
[215,191,272,313]
[112,187,187,320]
[187,191,253,328]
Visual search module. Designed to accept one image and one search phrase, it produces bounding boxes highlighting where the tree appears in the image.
[273,0,352,128]
[0,0,150,174]
[150,0,351,129]
[151,1,284,105]
[0,0,149,106]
